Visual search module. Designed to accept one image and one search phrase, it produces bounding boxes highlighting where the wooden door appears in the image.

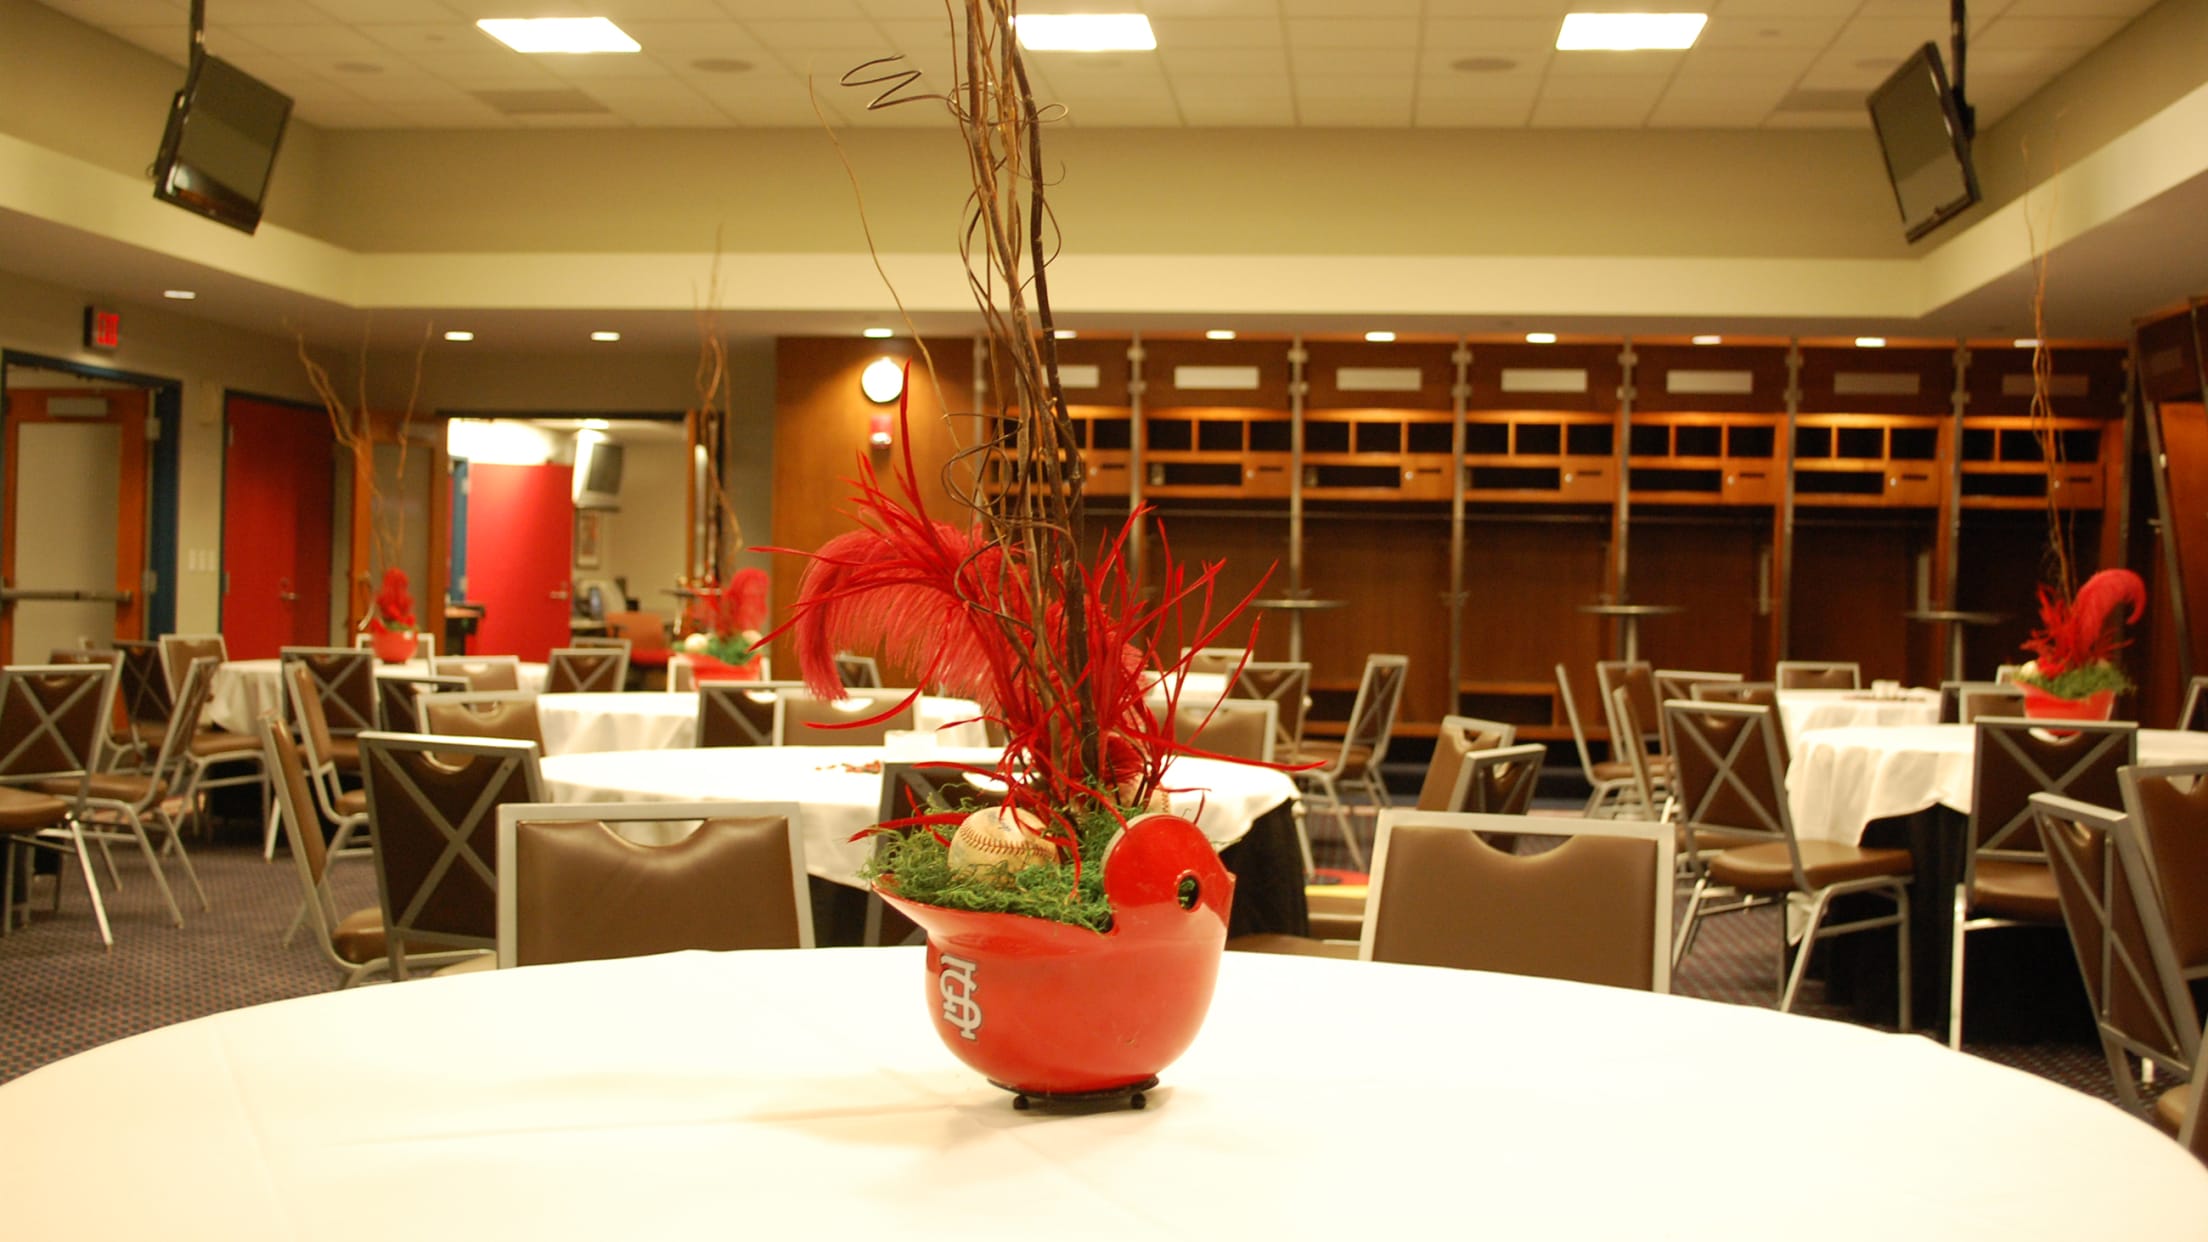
[222,396,335,659]
[464,462,574,661]
[1,388,148,662]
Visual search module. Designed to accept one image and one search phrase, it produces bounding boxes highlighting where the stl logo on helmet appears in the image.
[938,953,981,1040]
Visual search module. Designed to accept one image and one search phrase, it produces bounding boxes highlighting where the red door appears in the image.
[464,463,573,661]
[222,397,334,659]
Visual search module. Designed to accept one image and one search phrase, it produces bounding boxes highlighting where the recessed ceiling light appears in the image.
[1525,332,1558,344]
[1205,329,1236,341]
[1451,56,1518,73]
[2012,338,2042,349]
[1054,329,1077,340]
[444,330,474,342]
[1013,13,1157,53]
[863,327,894,339]
[1365,331,1397,343]
[476,18,640,55]
[162,289,196,300]
[590,331,620,342]
[1692,334,1721,345]
[1854,336,1887,348]
[1556,12,1708,51]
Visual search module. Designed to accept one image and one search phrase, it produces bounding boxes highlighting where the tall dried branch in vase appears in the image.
[295,322,432,637]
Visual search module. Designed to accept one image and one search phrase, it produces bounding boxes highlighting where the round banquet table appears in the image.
[2,948,2198,1241]
[206,658,548,734]
[536,691,992,756]
[1787,723,2208,846]
[1773,685,1940,747]
[538,746,1295,887]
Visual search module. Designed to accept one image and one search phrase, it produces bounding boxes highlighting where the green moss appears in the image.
[2015,661,2131,700]
[863,800,1130,932]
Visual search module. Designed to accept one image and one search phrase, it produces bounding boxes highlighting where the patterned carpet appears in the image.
[0,797,2134,1113]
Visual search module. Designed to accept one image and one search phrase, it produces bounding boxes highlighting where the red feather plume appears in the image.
[2023,567,2146,675]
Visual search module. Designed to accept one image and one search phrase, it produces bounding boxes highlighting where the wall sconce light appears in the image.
[869,412,894,450]
[860,356,905,404]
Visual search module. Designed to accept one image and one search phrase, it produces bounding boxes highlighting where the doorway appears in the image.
[0,355,179,663]
[221,394,337,659]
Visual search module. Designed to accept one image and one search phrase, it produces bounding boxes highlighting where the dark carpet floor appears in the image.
[0,799,2138,1118]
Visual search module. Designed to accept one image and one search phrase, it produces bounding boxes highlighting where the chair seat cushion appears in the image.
[1225,933,1359,959]
[1967,858,2061,923]
[324,737,361,773]
[334,788,368,817]
[189,730,261,758]
[0,786,71,831]
[33,773,161,803]
[1708,839,1914,893]
[2155,1087,2187,1137]
[329,906,460,965]
[1677,826,1767,856]
[1591,760,1635,781]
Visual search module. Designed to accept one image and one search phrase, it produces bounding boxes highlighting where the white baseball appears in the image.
[944,805,1059,882]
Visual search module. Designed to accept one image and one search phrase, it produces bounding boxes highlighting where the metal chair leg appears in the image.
[1947,889,1969,1050]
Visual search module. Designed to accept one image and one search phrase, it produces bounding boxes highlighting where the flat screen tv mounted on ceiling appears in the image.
[1866,42,1979,244]
[151,52,293,235]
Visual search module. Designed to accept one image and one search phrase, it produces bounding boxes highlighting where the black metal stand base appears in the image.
[995,1076,1159,1112]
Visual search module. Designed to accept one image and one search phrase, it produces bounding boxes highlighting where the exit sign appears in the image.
[83,306,120,351]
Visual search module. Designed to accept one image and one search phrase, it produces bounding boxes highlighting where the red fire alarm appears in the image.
[84,306,121,352]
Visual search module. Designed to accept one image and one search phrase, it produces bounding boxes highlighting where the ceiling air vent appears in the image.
[472,89,611,116]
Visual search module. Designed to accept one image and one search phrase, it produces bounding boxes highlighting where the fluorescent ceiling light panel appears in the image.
[162,289,196,300]
[1364,331,1396,343]
[1555,13,1707,51]
[2013,338,2041,348]
[1525,332,1558,344]
[478,18,640,55]
[1205,329,1236,341]
[1692,334,1721,345]
[444,330,475,342]
[1854,337,1887,348]
[1054,329,1078,340]
[590,331,620,342]
[1014,14,1157,53]
[863,327,894,339]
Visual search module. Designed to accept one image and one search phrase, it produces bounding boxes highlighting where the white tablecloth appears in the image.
[538,746,1295,885]
[1787,723,2208,845]
[536,691,992,756]
[1774,686,1940,747]
[206,658,548,734]
[2,948,2198,1240]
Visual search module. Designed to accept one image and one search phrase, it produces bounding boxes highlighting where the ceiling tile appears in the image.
[624,22,773,56]
[223,24,387,55]
[1284,19,1417,48]
[1418,49,1551,78]
[1281,0,1417,13]
[1706,0,1861,14]
[593,0,734,18]
[720,97,850,125]
[1696,16,1846,49]
[1060,99,1185,125]
[108,24,202,62]
[1830,15,1954,49]
[1158,48,1290,76]
[206,0,333,22]
[1673,47,1819,80]
[533,53,677,80]
[1295,76,1412,103]
[402,49,567,80]
[293,99,407,129]
[1661,75,1794,107]
[1422,18,1562,51]
[1413,97,1537,126]
[717,0,869,15]
[1530,98,1654,127]
[2001,0,2156,15]
[1136,0,1286,16]
[1974,15,2130,49]
[851,0,952,16]
[1763,110,1868,129]
[1546,50,1686,77]
[331,76,482,105]
[1290,47,1417,76]
[1170,74,1294,103]
[37,1,191,25]
[1416,77,1541,103]
[1146,19,1286,48]
[356,24,502,56]
[1420,0,1571,14]
[1175,97,1297,125]
[1646,98,1778,128]
[305,0,463,21]
[739,19,886,49]
[1536,75,1669,103]
[381,100,515,127]
[1297,99,1415,127]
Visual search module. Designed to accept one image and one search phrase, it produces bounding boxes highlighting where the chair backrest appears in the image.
[1459,743,1546,816]
[1664,700,1799,880]
[1230,660,1310,757]
[545,646,628,694]
[1775,660,1861,690]
[2033,793,2200,1089]
[695,681,801,747]
[1184,647,1246,678]
[157,633,227,699]
[419,690,544,748]
[2119,763,2208,979]
[284,662,351,797]
[1172,698,1277,763]
[1653,668,1739,758]
[375,673,468,733]
[570,636,631,651]
[875,761,1004,827]
[603,611,669,651]
[0,662,114,787]
[775,688,919,747]
[353,631,435,661]
[113,639,173,727]
[1338,653,1410,766]
[280,645,378,737]
[1691,680,1778,708]
[1361,810,1673,992]
[146,657,218,790]
[359,731,544,958]
[1940,680,2026,725]
[1416,715,1516,812]
[1967,718,2136,877]
[1608,685,1663,817]
[1993,664,2026,686]
[1595,660,1661,760]
[2181,677,2208,732]
[258,713,346,955]
[833,653,883,689]
[1554,662,1604,781]
[430,655,522,692]
[495,800,813,968]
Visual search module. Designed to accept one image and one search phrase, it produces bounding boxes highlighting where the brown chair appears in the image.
[2157,1025,2208,1165]
[1939,680,2025,725]
[2119,763,2208,984]
[832,652,883,689]
[697,681,802,748]
[1359,810,1674,993]
[419,690,544,749]
[1183,647,1245,678]
[279,646,377,768]
[1666,699,1913,1024]
[1230,660,1311,758]
[1951,716,2136,1049]
[1556,663,1637,817]
[0,662,153,946]
[2033,793,2198,1115]
[1652,668,1739,763]
[1172,698,1277,763]
[430,655,523,692]
[2179,677,2208,732]
[495,800,812,968]
[156,633,227,700]
[1775,660,1861,690]
[375,672,468,733]
[545,646,628,694]
[1691,680,1778,708]
[359,731,544,979]
[282,662,372,859]
[1290,652,1409,870]
[1596,659,1667,777]
[1414,715,1515,813]
[259,717,481,986]
[774,687,919,747]
[156,632,269,827]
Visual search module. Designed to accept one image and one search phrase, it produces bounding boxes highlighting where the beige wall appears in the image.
[590,437,686,617]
